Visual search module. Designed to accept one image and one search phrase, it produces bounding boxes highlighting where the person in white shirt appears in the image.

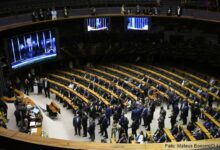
[68,82,74,89]
[197,88,203,95]
[209,78,215,86]
[51,8,57,20]
[176,6,182,16]
[136,131,144,144]
[121,4,125,14]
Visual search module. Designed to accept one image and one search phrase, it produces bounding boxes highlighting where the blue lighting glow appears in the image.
[127,17,149,30]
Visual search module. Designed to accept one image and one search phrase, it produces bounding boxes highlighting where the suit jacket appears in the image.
[101,117,108,128]
[73,116,81,128]
[82,115,88,127]
[105,107,112,118]
[43,80,50,89]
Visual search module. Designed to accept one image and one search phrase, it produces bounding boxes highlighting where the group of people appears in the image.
[121,4,159,16]
[121,4,182,16]
[2,64,219,144]
[48,67,220,143]
[23,73,50,99]
[32,7,69,22]
[167,6,182,16]
[14,97,42,133]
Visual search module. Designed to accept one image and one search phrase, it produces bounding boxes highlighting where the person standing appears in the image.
[170,113,177,129]
[73,113,81,136]
[136,131,144,144]
[24,78,29,96]
[105,106,112,125]
[111,120,118,139]
[142,106,148,127]
[158,115,165,130]
[88,118,95,142]
[51,8,57,20]
[82,113,88,137]
[181,102,189,125]
[131,119,139,137]
[43,78,50,98]
[63,7,68,18]
[101,115,109,139]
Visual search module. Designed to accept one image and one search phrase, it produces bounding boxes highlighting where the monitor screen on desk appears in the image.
[8,29,58,69]
[126,17,149,31]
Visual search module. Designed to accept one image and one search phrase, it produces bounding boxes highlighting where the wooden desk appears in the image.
[50,88,78,110]
[138,64,206,101]
[195,122,213,139]
[182,128,196,141]
[51,101,61,113]
[48,79,89,104]
[146,131,154,142]
[86,68,138,101]
[173,67,208,85]
[110,138,116,144]
[48,104,58,113]
[22,97,36,106]
[1,96,16,102]
[131,140,136,144]
[132,65,194,105]
[132,64,206,102]
[99,65,169,100]
[202,111,220,128]
[111,64,169,100]
[1,88,25,102]
[15,89,24,99]
[59,70,119,99]
[50,74,110,106]
[163,128,176,142]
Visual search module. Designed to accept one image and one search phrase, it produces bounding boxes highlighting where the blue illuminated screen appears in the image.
[127,17,149,30]
[8,29,57,69]
[86,17,109,31]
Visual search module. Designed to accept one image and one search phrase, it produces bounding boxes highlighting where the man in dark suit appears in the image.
[131,119,139,137]
[181,102,189,125]
[105,106,112,125]
[142,106,148,127]
[73,113,81,136]
[170,113,177,129]
[43,77,50,98]
[146,109,152,130]
[82,113,88,137]
[119,115,129,137]
[101,115,109,139]
[88,118,95,142]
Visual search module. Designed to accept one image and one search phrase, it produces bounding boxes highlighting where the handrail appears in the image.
[182,128,196,141]
[59,70,119,99]
[50,88,78,110]
[195,122,213,139]
[1,13,220,33]
[131,64,194,105]
[100,65,169,100]
[134,65,206,102]
[163,128,176,142]
[50,74,110,106]
[47,78,89,104]
[106,64,169,98]
[148,65,220,100]
[1,127,220,149]
[202,111,220,128]
[88,68,138,101]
